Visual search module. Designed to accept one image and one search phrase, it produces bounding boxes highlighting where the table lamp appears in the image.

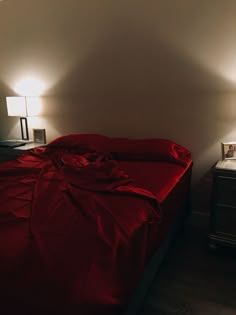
[6,96,39,141]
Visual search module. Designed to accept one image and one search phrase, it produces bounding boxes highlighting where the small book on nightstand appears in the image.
[0,139,34,148]
[215,159,236,171]
[0,140,26,148]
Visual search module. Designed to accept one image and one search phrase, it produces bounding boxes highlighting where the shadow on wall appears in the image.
[42,22,236,218]
[43,22,236,159]
[0,83,17,137]
[191,165,216,216]
[47,21,230,97]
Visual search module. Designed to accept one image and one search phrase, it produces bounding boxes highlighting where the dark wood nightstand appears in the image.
[0,142,44,163]
[208,160,236,249]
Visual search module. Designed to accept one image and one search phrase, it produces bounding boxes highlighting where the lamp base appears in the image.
[20,117,29,140]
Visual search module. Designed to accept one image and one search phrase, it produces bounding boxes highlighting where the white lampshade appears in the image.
[6,96,41,141]
[6,96,27,117]
[26,97,42,116]
[6,96,41,117]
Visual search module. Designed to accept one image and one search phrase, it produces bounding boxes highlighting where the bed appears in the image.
[0,134,192,315]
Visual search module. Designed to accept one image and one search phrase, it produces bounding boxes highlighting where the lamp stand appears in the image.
[20,117,29,141]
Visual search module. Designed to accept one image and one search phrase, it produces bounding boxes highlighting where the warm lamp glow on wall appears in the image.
[14,77,46,96]
[6,96,42,141]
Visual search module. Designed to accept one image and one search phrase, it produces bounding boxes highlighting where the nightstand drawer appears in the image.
[0,155,18,163]
[0,143,43,163]
[216,175,236,207]
[209,161,236,249]
[215,205,236,239]
[0,148,21,163]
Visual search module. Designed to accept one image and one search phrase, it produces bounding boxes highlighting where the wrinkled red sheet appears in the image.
[0,143,192,314]
[0,148,162,314]
[118,160,192,202]
[118,160,192,245]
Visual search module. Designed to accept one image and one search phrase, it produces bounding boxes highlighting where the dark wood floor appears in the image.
[139,225,236,315]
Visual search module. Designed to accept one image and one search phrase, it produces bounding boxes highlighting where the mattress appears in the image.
[119,160,192,247]
[118,160,192,202]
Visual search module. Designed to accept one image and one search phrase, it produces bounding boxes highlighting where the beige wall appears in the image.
[1,1,236,216]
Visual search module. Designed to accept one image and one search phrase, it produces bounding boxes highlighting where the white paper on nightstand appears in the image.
[215,160,236,170]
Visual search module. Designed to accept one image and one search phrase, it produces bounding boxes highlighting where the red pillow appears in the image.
[47,134,191,166]
[46,134,110,153]
[106,138,191,166]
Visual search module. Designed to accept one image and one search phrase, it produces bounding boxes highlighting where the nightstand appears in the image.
[208,160,236,249]
[0,142,45,163]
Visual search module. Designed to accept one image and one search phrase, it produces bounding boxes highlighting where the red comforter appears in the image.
[0,135,192,314]
[0,148,161,314]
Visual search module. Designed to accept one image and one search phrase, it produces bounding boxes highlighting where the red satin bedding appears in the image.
[118,160,192,245]
[0,135,192,314]
[118,160,192,202]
